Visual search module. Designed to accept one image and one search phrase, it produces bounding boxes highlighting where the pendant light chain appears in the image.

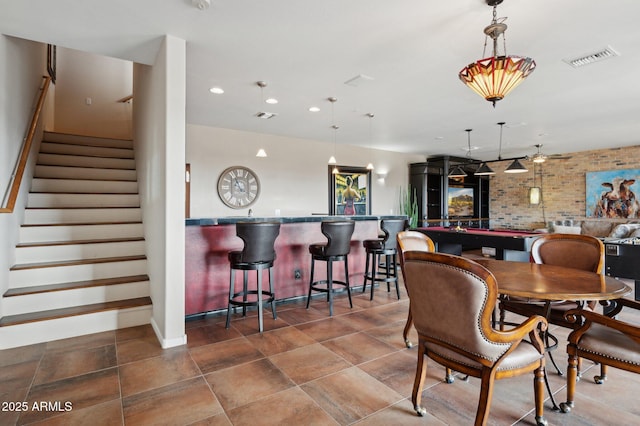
[256,81,268,157]
[367,113,374,170]
[328,97,339,173]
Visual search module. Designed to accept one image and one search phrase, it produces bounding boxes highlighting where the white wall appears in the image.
[54,47,132,139]
[134,35,186,348]
[0,35,48,317]
[187,125,424,218]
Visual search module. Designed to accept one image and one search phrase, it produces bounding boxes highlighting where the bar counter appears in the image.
[185,215,406,316]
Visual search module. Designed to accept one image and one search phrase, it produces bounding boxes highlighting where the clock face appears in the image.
[217,166,260,209]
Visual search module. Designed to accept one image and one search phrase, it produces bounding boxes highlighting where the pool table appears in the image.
[416,226,543,262]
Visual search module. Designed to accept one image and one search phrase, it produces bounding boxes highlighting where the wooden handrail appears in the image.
[47,44,56,84]
[117,94,133,103]
[1,76,51,213]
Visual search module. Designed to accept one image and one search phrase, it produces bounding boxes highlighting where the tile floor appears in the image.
[2,278,640,425]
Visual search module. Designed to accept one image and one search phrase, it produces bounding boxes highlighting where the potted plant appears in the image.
[399,186,419,228]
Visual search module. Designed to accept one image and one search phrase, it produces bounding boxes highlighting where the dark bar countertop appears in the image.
[186,215,408,226]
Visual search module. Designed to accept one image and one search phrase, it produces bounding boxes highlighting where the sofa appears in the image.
[547,219,640,239]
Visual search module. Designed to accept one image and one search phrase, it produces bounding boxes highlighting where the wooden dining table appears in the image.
[476,258,631,302]
[475,258,632,410]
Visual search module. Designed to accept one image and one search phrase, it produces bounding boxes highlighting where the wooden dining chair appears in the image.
[560,298,640,414]
[403,251,548,426]
[499,233,604,375]
[396,230,435,348]
[499,233,604,328]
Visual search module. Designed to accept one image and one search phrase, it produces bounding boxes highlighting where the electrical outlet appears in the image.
[294,269,302,280]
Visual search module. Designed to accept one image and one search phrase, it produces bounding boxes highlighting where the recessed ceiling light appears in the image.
[265,98,278,104]
[309,106,320,112]
[209,87,224,94]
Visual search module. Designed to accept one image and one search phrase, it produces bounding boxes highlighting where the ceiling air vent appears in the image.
[563,46,619,68]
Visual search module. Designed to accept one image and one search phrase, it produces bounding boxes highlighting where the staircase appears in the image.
[0,132,152,349]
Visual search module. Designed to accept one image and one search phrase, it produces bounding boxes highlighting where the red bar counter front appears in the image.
[185,216,405,316]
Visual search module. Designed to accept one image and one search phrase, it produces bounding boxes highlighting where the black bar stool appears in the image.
[362,219,407,300]
[306,220,355,316]
[226,222,280,333]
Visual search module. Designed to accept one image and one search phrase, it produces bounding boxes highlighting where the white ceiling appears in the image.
[2,0,640,161]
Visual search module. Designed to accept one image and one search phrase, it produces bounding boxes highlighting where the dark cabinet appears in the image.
[410,157,490,228]
[410,163,443,227]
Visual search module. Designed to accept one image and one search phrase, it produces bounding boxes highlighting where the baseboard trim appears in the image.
[151,317,187,349]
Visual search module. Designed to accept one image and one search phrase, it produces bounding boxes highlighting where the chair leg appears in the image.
[344,257,352,308]
[499,303,506,331]
[560,353,579,413]
[385,254,391,293]
[306,257,315,309]
[362,250,371,293]
[577,357,582,380]
[411,342,428,417]
[534,365,547,426]
[445,368,454,384]
[403,310,413,348]
[491,306,496,328]
[327,260,334,316]
[475,370,496,426]
[595,364,607,384]
[257,268,264,333]
[242,270,248,317]
[392,253,400,299]
[369,252,377,301]
[269,267,277,320]
[226,268,236,329]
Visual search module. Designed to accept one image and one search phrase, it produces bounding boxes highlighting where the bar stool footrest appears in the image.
[229,290,275,307]
[309,280,349,293]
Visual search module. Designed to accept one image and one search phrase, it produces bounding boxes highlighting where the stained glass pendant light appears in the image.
[459,0,536,107]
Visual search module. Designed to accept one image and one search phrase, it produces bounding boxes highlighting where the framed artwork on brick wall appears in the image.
[586,169,640,218]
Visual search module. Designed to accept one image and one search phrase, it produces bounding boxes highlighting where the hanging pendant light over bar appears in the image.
[328,97,338,167]
[463,122,528,173]
[448,166,468,178]
[458,0,536,107]
[255,81,268,157]
[504,158,528,173]
[366,113,375,171]
[475,162,495,175]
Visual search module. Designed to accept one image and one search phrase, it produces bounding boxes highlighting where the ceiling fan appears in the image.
[529,144,572,163]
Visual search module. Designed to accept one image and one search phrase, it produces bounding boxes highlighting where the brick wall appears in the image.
[489,145,640,230]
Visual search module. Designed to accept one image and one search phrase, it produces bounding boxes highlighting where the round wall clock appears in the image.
[217,166,260,209]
